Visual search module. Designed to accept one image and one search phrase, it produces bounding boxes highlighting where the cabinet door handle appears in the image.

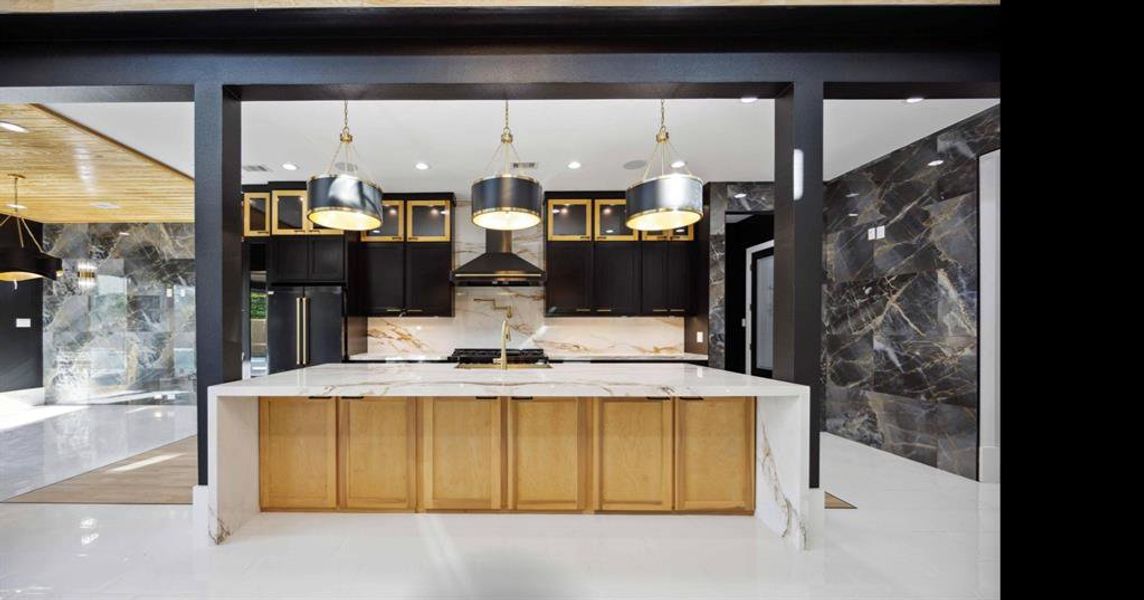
[295,297,302,366]
[652,308,668,313]
[511,396,533,401]
[341,396,364,400]
[596,308,612,313]
[406,309,423,313]
[670,309,685,313]
[646,396,670,401]
[308,396,332,400]
[302,297,310,365]
[680,396,704,401]
[575,308,591,313]
[475,396,498,400]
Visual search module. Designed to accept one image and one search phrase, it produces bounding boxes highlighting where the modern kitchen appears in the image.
[0,4,1003,599]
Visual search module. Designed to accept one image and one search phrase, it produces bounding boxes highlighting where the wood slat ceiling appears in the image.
[0,104,193,224]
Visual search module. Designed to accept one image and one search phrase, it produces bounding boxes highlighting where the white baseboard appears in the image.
[978,446,1000,483]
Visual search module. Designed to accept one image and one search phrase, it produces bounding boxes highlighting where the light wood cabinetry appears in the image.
[420,397,503,510]
[339,397,417,510]
[593,397,674,511]
[674,396,755,512]
[259,396,338,509]
[507,397,588,511]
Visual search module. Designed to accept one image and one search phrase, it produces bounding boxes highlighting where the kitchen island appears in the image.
[202,362,817,549]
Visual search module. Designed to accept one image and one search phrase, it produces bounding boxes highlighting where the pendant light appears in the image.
[625,100,704,231]
[470,101,543,231]
[306,100,383,231]
[0,174,62,282]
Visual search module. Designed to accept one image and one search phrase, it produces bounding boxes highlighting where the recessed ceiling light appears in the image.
[671,160,686,169]
[0,121,29,133]
[5,203,27,210]
[91,202,120,209]
[733,193,747,199]
[740,96,759,104]
[281,162,298,171]
[845,192,859,198]
[567,161,582,170]
[905,96,925,104]
[118,231,131,236]
[415,162,431,171]
[622,159,647,170]
[848,213,859,217]
[927,159,944,167]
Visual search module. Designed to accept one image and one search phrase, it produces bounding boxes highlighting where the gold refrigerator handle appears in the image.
[302,296,310,365]
[295,297,302,366]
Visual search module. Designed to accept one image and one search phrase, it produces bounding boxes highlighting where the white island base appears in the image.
[199,363,820,550]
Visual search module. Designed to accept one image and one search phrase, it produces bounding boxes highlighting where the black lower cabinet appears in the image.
[593,242,641,315]
[349,243,405,316]
[404,243,453,316]
[267,286,345,374]
[545,242,593,315]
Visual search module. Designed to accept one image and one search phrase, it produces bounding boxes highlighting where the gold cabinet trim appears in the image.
[406,199,452,242]
[641,223,695,241]
[546,198,593,241]
[270,188,344,236]
[243,191,271,237]
[593,198,639,241]
[360,200,405,242]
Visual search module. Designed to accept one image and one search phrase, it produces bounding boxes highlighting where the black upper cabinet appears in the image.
[349,242,405,315]
[545,242,593,315]
[593,242,641,315]
[404,242,453,316]
[269,237,345,285]
[641,242,670,314]
[665,241,693,314]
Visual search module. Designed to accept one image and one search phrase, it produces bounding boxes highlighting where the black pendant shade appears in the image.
[625,173,703,231]
[307,174,383,232]
[471,174,542,231]
[0,246,62,282]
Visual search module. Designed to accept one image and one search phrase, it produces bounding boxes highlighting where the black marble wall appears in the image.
[823,105,999,479]
[41,223,196,405]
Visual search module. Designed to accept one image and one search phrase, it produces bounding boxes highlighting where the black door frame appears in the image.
[0,6,1000,491]
[748,243,776,379]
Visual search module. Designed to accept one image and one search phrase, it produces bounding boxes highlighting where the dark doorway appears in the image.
[724,213,774,374]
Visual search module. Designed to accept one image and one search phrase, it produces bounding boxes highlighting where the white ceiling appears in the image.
[43,97,998,200]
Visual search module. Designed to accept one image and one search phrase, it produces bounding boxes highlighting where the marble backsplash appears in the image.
[822,104,999,479]
[41,223,196,405]
[365,197,686,358]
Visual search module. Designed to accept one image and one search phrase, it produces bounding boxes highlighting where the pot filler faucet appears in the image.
[496,319,510,370]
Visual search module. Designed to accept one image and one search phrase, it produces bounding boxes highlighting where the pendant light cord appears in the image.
[639,99,695,182]
[2,175,46,253]
[483,100,523,177]
[323,100,378,185]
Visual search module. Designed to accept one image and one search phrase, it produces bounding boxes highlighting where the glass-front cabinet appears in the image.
[406,199,451,242]
[270,189,342,236]
[244,191,271,237]
[594,198,638,241]
[547,198,592,241]
[361,200,405,242]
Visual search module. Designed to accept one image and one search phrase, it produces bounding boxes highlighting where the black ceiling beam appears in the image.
[0,6,998,52]
[825,81,1001,100]
[0,85,192,103]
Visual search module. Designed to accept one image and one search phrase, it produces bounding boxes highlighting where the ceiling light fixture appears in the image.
[0,175,62,283]
[567,161,582,170]
[740,96,759,104]
[927,159,944,167]
[733,193,747,199]
[281,162,298,171]
[470,101,543,231]
[625,100,704,232]
[5,203,27,210]
[306,100,383,231]
[0,121,29,133]
[415,162,431,171]
[905,96,925,104]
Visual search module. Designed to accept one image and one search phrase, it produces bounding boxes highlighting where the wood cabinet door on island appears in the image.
[594,397,674,511]
[420,397,502,510]
[339,397,417,510]
[508,397,588,511]
[259,397,338,509]
[674,396,755,512]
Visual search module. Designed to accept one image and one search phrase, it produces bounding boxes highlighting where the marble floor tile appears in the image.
[0,433,999,599]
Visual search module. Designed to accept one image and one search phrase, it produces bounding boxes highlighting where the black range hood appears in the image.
[450,229,545,287]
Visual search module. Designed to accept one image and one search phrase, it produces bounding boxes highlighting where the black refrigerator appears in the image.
[267,286,346,374]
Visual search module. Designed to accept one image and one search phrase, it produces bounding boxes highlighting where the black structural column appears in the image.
[194,83,244,486]
[773,81,825,488]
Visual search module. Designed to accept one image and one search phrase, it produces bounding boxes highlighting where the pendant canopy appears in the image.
[0,174,62,282]
[307,101,383,231]
[625,100,704,231]
[471,101,543,231]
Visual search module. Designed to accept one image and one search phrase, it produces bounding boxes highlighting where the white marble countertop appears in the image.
[346,352,709,362]
[210,362,802,399]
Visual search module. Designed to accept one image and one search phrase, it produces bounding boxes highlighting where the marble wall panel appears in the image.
[41,223,196,405]
[822,104,998,480]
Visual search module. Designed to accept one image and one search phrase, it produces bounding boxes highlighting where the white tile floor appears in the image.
[0,433,999,599]
[0,404,197,500]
